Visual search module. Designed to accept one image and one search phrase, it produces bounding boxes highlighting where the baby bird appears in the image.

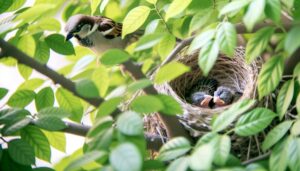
[190,78,218,108]
[214,86,241,107]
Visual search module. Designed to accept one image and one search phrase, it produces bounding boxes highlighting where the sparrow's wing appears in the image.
[94,16,122,39]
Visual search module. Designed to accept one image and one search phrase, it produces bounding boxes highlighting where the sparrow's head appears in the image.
[191,92,213,108]
[65,14,95,40]
[213,86,234,106]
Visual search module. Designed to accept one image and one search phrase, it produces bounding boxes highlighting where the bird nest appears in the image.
[144,47,271,160]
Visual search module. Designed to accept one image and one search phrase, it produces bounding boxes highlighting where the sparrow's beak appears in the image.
[214,96,225,106]
[66,33,74,41]
[200,95,213,107]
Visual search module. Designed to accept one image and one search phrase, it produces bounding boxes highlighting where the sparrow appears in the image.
[65,14,136,54]
[189,78,218,108]
[213,86,242,107]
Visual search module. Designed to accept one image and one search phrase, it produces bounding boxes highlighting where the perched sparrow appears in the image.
[190,78,218,108]
[213,86,241,106]
[65,14,136,54]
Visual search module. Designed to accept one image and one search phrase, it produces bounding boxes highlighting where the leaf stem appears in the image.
[154,4,171,34]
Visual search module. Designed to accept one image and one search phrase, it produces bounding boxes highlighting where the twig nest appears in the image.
[154,47,262,137]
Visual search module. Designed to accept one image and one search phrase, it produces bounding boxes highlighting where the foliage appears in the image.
[0,0,299,170]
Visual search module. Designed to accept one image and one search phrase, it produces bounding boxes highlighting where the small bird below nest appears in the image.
[188,77,243,108]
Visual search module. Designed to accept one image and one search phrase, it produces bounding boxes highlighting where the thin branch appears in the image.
[242,152,271,165]
[0,39,121,118]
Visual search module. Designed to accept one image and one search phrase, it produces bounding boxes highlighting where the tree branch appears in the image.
[30,120,164,151]
[0,39,121,118]
[122,60,191,140]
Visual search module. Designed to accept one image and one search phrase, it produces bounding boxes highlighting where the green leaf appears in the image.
[285,26,300,56]
[45,34,75,55]
[122,6,150,38]
[246,27,275,63]
[100,49,130,66]
[90,0,102,14]
[0,108,29,123]
[43,131,66,152]
[291,120,300,136]
[17,64,32,80]
[87,117,113,138]
[130,95,164,113]
[257,56,284,99]
[165,0,192,21]
[188,29,215,54]
[75,79,99,98]
[110,143,142,171]
[28,18,61,34]
[35,87,54,111]
[243,0,266,31]
[7,90,35,108]
[189,144,214,171]
[38,107,70,118]
[212,99,256,132]
[216,22,237,57]
[214,135,231,166]
[7,0,26,12]
[219,0,251,16]
[157,94,183,115]
[262,121,293,151]
[34,41,50,64]
[21,126,51,161]
[2,117,31,136]
[116,111,143,136]
[17,35,36,57]
[18,78,45,90]
[235,108,276,136]
[269,139,288,171]
[8,139,35,165]
[97,97,122,118]
[158,34,176,59]
[127,79,152,93]
[92,65,109,97]
[287,137,300,171]
[0,0,13,13]
[166,157,189,171]
[34,116,66,131]
[154,61,190,84]
[0,88,8,100]
[65,151,107,171]
[265,0,281,24]
[15,4,55,25]
[135,33,164,51]
[277,79,294,120]
[190,10,217,33]
[158,137,191,161]
[56,88,83,122]
[198,40,219,76]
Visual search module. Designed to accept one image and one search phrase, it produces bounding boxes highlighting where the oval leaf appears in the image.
[116,111,143,136]
[158,137,191,161]
[7,90,35,108]
[130,95,164,113]
[212,99,256,132]
[122,6,150,38]
[154,61,190,84]
[110,143,142,171]
[35,87,54,111]
[276,79,294,120]
[189,144,214,171]
[258,56,284,99]
[165,0,192,21]
[45,34,75,55]
[34,116,66,131]
[75,79,99,98]
[262,121,293,151]
[100,49,130,66]
[198,40,219,76]
[8,139,35,165]
[235,108,276,136]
